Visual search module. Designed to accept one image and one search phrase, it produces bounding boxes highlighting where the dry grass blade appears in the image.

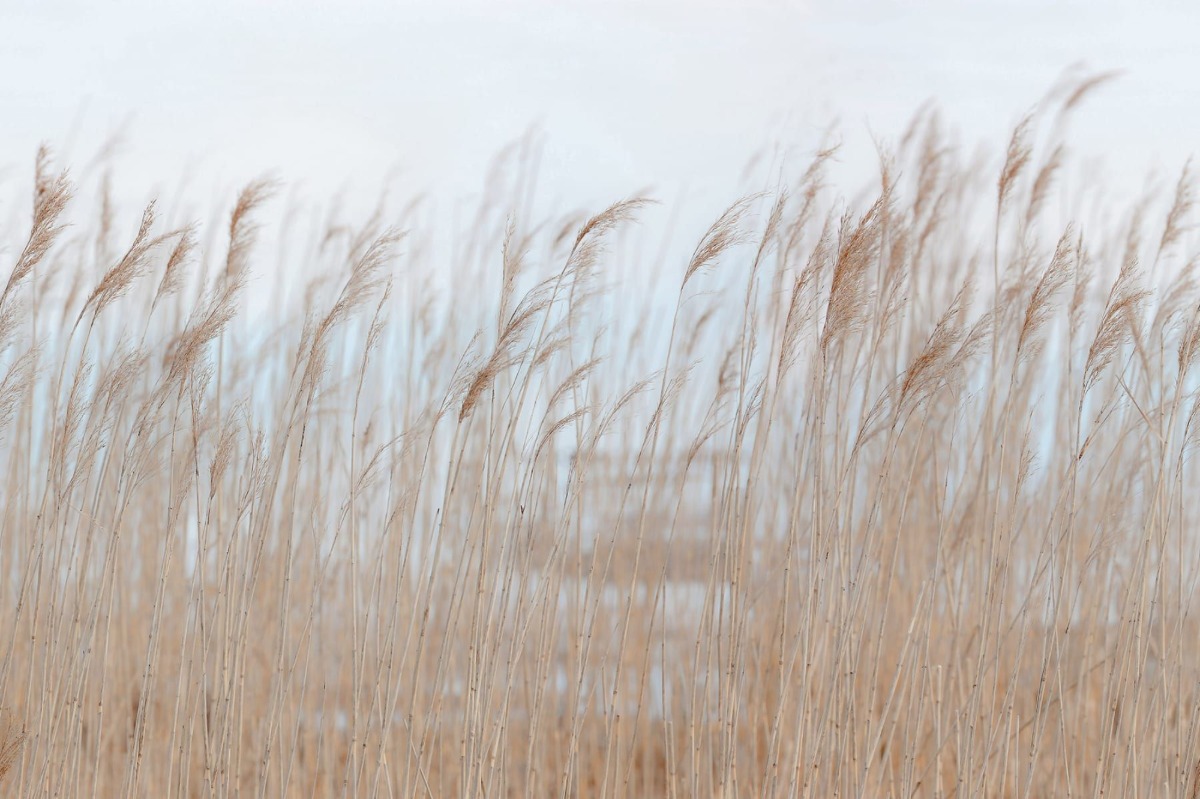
[222,177,278,287]
[458,265,564,422]
[779,217,833,374]
[548,356,601,410]
[1179,301,1200,376]
[682,196,756,289]
[1084,237,1149,393]
[535,406,591,460]
[1016,227,1075,363]
[0,708,23,787]
[1025,143,1065,226]
[162,182,279,390]
[1159,160,1196,260]
[80,201,177,323]
[567,197,654,279]
[997,113,1034,213]
[898,284,967,413]
[152,225,197,310]
[570,197,653,257]
[300,229,401,405]
[2,146,72,310]
[1058,70,1121,118]
[820,194,886,352]
[500,216,531,323]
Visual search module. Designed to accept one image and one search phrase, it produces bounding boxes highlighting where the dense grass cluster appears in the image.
[4,87,1200,797]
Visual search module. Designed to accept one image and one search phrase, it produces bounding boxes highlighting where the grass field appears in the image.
[4,86,1200,797]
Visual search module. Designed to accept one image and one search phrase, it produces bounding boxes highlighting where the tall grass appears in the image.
[4,87,1200,797]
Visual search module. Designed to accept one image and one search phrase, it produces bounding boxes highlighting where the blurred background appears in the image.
[5,1,1196,206]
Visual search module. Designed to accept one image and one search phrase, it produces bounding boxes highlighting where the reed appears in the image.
[2,84,1199,797]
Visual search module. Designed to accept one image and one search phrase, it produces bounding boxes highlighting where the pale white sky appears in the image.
[3,0,1199,252]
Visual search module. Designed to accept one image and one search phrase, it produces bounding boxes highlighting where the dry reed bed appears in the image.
[3,86,1200,797]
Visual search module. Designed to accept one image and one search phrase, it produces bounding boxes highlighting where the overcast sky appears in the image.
[4,1,1199,246]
